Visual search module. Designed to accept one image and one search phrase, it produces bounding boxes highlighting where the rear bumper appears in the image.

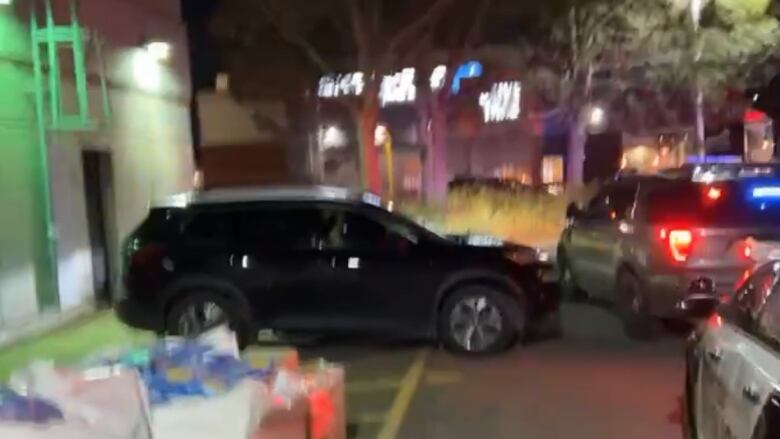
[115,297,165,333]
[646,268,744,317]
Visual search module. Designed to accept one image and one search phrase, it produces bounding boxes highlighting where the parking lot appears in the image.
[302,302,686,439]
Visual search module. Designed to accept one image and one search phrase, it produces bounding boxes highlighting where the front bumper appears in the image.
[115,297,165,333]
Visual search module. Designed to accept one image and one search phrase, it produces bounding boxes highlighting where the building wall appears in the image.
[0,0,194,334]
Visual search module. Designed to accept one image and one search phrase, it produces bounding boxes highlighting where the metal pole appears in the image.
[383,136,395,200]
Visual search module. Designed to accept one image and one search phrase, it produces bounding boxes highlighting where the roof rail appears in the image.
[155,185,363,207]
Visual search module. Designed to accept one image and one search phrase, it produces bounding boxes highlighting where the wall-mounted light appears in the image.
[0,0,13,6]
[143,40,172,62]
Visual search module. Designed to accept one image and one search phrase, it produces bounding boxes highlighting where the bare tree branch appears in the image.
[464,0,495,48]
[386,0,454,59]
[347,0,371,69]
[258,0,333,73]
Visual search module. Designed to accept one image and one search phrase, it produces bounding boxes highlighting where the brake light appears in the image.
[129,244,165,271]
[705,186,722,201]
[660,228,694,262]
[742,241,753,260]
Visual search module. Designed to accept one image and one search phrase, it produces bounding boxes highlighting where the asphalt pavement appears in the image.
[300,302,686,439]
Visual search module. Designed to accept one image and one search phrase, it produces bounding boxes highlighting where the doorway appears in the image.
[81,150,114,305]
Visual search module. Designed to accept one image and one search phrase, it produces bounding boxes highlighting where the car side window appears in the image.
[323,210,410,251]
[757,283,780,350]
[584,183,637,221]
[181,209,232,245]
[722,263,778,331]
[237,207,333,250]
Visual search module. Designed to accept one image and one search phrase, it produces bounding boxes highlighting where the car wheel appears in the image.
[439,285,523,355]
[558,250,587,302]
[166,291,252,349]
[615,272,657,340]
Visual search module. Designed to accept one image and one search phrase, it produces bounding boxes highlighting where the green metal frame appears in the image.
[29,0,111,311]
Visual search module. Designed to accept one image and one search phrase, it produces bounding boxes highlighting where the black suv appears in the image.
[117,186,559,354]
[558,164,780,338]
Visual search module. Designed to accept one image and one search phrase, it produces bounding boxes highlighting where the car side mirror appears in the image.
[678,278,720,320]
[566,202,581,220]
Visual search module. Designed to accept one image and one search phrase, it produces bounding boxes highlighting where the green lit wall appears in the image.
[0,7,56,328]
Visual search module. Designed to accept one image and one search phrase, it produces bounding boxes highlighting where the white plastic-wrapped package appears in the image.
[153,379,272,439]
[1,364,152,439]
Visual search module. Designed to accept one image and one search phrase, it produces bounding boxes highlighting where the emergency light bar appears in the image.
[752,186,780,199]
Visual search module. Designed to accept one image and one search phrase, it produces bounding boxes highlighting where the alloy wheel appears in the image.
[177,300,227,337]
[449,296,504,352]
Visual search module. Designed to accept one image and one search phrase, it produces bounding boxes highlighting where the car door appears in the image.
[319,206,440,336]
[590,182,639,298]
[570,183,637,297]
[696,263,777,439]
[232,204,346,332]
[726,266,780,439]
[566,188,610,293]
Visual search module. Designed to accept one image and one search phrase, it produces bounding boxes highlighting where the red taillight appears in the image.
[129,244,165,271]
[660,228,694,262]
[705,186,722,201]
[741,241,753,260]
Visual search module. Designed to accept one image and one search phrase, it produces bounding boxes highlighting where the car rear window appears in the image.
[133,207,183,241]
[646,181,780,227]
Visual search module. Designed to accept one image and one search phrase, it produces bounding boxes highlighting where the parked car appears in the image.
[682,266,780,439]
[116,186,559,354]
[557,163,780,339]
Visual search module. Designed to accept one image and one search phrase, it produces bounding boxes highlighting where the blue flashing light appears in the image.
[751,186,780,199]
[452,61,483,94]
[686,155,742,165]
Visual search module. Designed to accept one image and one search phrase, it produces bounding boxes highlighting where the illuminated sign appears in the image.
[452,61,483,93]
[479,81,521,123]
[318,72,365,98]
[430,65,447,90]
[380,68,417,106]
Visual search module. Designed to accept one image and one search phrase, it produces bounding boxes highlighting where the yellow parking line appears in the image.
[347,377,401,393]
[376,349,428,439]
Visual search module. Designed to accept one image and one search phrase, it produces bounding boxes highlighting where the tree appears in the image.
[523,0,780,182]
[212,0,455,194]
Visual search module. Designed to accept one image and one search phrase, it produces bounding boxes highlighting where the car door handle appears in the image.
[707,349,723,363]
[743,385,760,404]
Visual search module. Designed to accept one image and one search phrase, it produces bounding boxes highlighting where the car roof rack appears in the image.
[155,185,373,207]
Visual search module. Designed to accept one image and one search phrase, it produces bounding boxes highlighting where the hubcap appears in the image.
[449,296,503,352]
[177,301,226,337]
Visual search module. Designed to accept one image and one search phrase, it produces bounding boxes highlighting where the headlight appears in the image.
[536,249,551,263]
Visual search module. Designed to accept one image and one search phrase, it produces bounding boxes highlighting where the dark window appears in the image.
[135,207,182,241]
[339,212,389,248]
[722,263,778,330]
[236,207,333,250]
[584,183,637,220]
[322,209,412,251]
[182,209,232,243]
[757,283,780,350]
[646,181,780,226]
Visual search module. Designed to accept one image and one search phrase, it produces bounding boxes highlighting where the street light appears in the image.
[143,40,172,62]
[589,106,606,127]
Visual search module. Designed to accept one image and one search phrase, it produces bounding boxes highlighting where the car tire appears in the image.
[166,291,252,350]
[615,272,657,340]
[439,285,523,355]
[558,250,587,302]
